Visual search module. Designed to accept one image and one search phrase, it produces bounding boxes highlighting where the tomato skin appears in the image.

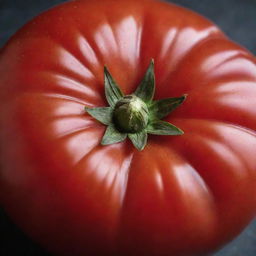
[0,0,256,255]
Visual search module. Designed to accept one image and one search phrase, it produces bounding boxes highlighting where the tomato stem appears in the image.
[85,59,187,150]
[113,95,149,133]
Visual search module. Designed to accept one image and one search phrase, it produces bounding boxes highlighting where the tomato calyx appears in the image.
[85,59,187,150]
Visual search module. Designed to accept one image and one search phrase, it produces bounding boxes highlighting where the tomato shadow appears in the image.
[0,208,51,256]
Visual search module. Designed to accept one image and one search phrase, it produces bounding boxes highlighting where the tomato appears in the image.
[0,0,256,255]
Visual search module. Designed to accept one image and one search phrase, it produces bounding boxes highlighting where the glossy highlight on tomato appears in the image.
[0,0,256,255]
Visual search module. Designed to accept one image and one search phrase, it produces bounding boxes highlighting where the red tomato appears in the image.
[0,0,256,255]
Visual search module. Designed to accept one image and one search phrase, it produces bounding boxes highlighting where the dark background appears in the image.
[0,0,256,255]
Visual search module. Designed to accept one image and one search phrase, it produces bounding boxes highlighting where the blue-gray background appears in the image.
[0,0,255,255]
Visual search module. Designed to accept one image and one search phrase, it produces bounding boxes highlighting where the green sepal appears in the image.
[149,95,187,120]
[128,131,148,151]
[101,125,127,145]
[147,120,184,135]
[104,66,124,107]
[85,107,112,125]
[84,60,186,151]
[134,59,155,103]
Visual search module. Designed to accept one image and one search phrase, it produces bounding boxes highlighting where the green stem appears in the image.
[85,59,186,151]
[113,95,149,133]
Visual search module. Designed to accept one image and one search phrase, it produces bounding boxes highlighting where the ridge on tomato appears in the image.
[0,0,256,256]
